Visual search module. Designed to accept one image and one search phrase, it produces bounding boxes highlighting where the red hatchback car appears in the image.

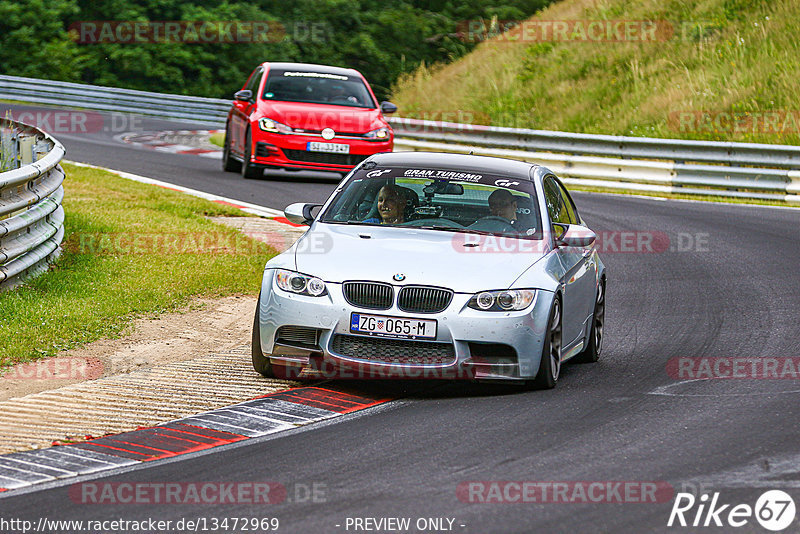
[222,62,397,178]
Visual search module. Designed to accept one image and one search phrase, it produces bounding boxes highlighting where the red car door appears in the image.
[231,67,263,155]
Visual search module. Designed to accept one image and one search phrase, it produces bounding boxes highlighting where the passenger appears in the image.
[363,185,406,225]
[488,189,518,223]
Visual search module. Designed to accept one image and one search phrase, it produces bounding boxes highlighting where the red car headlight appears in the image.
[258,117,293,134]
[363,127,390,140]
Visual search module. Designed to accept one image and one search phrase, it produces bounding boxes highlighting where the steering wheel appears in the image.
[403,218,463,228]
[468,216,517,233]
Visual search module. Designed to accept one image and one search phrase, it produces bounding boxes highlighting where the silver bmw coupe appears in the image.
[252,152,606,388]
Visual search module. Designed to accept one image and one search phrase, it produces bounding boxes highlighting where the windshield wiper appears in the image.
[415,225,540,239]
[337,220,375,225]
[414,225,484,235]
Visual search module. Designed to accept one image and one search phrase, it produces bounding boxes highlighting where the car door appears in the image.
[554,178,597,335]
[544,175,594,349]
[231,67,263,155]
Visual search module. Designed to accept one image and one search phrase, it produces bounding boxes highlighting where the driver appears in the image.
[328,84,358,104]
[363,185,406,225]
[488,189,518,223]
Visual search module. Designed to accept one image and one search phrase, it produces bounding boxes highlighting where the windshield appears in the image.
[319,166,543,240]
[263,69,377,109]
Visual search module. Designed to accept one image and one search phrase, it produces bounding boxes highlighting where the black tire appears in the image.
[251,296,275,378]
[221,126,241,172]
[241,129,263,179]
[528,297,562,390]
[574,278,605,364]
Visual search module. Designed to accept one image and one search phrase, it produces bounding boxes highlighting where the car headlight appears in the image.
[275,269,327,296]
[363,127,390,140]
[468,289,536,311]
[259,117,293,134]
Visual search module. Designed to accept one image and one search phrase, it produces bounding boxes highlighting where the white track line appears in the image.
[64,160,283,218]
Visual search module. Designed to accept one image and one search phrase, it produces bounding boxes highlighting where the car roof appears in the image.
[363,152,539,181]
[259,62,363,78]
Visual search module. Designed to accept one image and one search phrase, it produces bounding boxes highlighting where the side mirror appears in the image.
[284,203,322,225]
[234,89,253,102]
[380,101,398,114]
[553,224,596,247]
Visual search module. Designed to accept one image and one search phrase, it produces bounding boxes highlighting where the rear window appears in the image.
[319,166,542,240]
[262,69,376,109]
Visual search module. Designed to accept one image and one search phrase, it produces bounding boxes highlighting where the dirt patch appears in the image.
[1,215,306,403]
[0,295,258,402]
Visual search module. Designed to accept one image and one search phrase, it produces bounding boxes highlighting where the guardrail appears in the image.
[1,74,798,203]
[0,119,66,291]
[0,75,229,126]
[387,118,800,203]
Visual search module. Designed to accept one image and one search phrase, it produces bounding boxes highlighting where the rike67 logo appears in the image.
[668,490,796,531]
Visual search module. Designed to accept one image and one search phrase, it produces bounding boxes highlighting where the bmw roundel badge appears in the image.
[393,273,406,282]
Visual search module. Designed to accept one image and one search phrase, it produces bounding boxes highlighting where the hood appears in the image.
[259,102,384,134]
[290,224,547,294]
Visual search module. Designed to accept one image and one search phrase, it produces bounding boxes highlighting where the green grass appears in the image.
[209,132,225,148]
[0,163,275,368]
[567,184,797,207]
[0,98,45,106]
[392,0,800,146]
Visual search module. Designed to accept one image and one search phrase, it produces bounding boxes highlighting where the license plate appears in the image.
[307,142,350,153]
[350,313,437,340]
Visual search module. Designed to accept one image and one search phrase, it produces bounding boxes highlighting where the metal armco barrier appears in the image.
[387,119,800,204]
[0,75,229,126]
[1,74,798,203]
[0,119,66,290]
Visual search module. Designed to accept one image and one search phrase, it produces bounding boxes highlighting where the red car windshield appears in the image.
[263,69,377,109]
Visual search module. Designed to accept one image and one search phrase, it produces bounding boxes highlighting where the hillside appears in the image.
[0,0,551,101]
[391,0,800,144]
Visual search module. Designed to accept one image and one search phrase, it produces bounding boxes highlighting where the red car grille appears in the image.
[282,149,370,166]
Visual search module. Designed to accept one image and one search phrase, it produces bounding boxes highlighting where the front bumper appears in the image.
[251,131,393,172]
[257,270,555,381]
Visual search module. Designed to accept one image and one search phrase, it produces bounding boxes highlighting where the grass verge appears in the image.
[567,184,798,208]
[0,163,274,368]
[392,0,800,146]
[209,131,224,148]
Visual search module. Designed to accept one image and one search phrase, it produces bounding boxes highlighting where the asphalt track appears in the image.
[1,105,799,533]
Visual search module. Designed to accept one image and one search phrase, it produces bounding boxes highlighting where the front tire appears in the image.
[241,129,263,179]
[528,297,562,390]
[221,126,241,172]
[575,278,605,364]
[252,296,275,378]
